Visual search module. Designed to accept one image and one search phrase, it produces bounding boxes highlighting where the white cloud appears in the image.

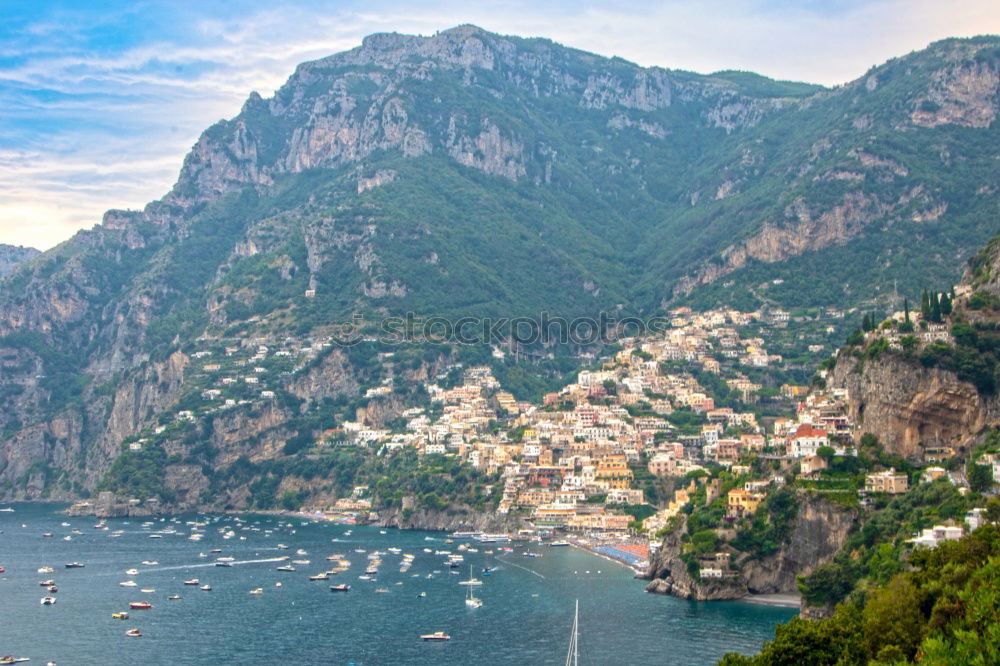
[1,0,998,250]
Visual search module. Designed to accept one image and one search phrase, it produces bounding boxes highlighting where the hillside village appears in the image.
[74,299,1000,577]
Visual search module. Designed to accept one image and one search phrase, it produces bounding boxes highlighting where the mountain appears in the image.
[0,244,40,279]
[0,26,998,500]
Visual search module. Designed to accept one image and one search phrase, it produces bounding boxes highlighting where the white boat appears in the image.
[119,581,138,587]
[37,566,54,574]
[125,568,139,575]
[249,588,264,595]
[141,560,159,566]
[40,596,57,605]
[421,631,450,641]
[200,584,212,591]
[183,579,199,585]
[465,582,483,608]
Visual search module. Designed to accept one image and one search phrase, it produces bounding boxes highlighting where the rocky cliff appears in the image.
[830,352,996,459]
[643,495,855,602]
[0,244,40,279]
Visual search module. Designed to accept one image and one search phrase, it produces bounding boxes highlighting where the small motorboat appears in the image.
[125,568,139,576]
[183,579,199,585]
[64,562,85,568]
[140,588,155,593]
[330,584,351,592]
[141,560,158,566]
[37,566,54,573]
[42,532,54,537]
[0,657,30,664]
[275,565,295,572]
[128,601,153,610]
[125,628,142,637]
[39,579,55,586]
[47,585,58,593]
[249,588,263,595]
[420,631,451,641]
[375,588,390,593]
[40,596,57,605]
[200,584,212,591]
[120,581,137,587]
[417,591,427,598]
[112,612,129,620]
[168,594,181,600]
[215,561,233,567]
[308,573,328,581]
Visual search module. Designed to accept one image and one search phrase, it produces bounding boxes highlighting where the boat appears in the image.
[549,541,571,547]
[0,657,30,664]
[308,573,328,581]
[183,579,199,585]
[465,583,483,608]
[112,612,129,620]
[420,631,451,641]
[215,561,233,567]
[129,601,153,610]
[458,566,483,586]
[120,581,137,587]
[64,562,85,568]
[276,565,295,572]
[125,629,142,637]
[168,595,181,600]
[0,507,13,512]
[275,544,289,550]
[38,580,55,586]
[125,569,139,576]
[450,531,477,539]
[329,584,351,592]
[374,588,390,593]
[200,584,212,591]
[47,585,58,593]
[417,591,426,598]
[140,588,155,593]
[141,560,158,566]
[216,556,235,562]
[37,566,54,574]
[210,548,222,553]
[564,600,579,666]
[42,533,53,538]
[249,588,263,595]
[40,596,57,605]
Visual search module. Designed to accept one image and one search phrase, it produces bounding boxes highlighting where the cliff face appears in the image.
[0,245,40,279]
[830,352,995,459]
[643,495,855,601]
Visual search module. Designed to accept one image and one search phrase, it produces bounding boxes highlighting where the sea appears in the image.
[0,504,795,665]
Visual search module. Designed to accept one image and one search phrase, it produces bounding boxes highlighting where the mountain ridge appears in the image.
[0,27,997,500]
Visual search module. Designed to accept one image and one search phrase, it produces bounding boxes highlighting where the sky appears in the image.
[1,0,998,251]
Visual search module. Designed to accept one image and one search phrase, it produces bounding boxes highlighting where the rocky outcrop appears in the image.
[830,351,995,459]
[643,495,854,602]
[0,244,40,279]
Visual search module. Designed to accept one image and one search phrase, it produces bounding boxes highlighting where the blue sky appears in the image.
[1,0,998,250]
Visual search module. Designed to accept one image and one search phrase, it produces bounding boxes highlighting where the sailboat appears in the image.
[465,580,483,608]
[565,600,579,666]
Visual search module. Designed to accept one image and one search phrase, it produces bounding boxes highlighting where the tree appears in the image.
[941,291,953,316]
[968,461,994,493]
[816,445,836,462]
[862,576,924,660]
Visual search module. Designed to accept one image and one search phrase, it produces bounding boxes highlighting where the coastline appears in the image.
[739,593,802,608]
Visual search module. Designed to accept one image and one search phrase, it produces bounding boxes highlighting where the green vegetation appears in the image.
[721,522,1000,665]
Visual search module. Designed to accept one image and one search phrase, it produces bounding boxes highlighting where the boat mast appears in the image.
[565,599,579,666]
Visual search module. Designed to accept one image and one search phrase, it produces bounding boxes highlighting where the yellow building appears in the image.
[726,488,764,515]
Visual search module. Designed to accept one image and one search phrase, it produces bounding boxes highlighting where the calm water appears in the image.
[0,504,794,665]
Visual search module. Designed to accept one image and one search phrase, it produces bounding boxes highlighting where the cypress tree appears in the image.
[921,290,930,319]
[941,292,953,316]
[904,298,911,323]
[931,292,942,323]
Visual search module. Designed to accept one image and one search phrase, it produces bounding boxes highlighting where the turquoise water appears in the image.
[0,504,795,665]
